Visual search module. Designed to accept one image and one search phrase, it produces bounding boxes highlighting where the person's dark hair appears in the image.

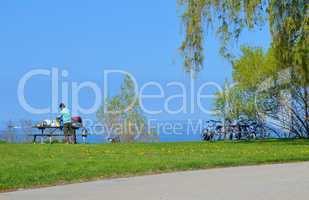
[59,103,66,109]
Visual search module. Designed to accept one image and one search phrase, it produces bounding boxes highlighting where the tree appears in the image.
[178,0,308,76]
[214,80,261,122]
[179,1,308,138]
[97,75,151,142]
[233,47,278,90]
[217,46,309,138]
[2,121,16,143]
[20,119,33,143]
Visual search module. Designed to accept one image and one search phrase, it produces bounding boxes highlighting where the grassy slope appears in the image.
[1,139,309,191]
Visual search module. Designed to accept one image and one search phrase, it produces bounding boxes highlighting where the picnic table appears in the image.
[31,125,61,144]
[30,125,87,144]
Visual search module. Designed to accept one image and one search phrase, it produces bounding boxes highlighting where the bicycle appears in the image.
[201,120,223,141]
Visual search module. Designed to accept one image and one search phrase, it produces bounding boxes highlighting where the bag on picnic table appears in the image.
[35,121,47,128]
[35,120,52,128]
[71,116,83,129]
[36,119,62,128]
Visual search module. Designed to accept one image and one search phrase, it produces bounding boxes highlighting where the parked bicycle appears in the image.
[202,118,274,141]
[201,120,224,141]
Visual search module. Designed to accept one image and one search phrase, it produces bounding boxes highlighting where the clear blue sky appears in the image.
[0,0,271,125]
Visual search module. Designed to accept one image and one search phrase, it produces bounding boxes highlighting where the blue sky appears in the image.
[0,0,271,125]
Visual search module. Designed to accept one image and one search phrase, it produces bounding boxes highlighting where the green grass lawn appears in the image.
[1,139,309,191]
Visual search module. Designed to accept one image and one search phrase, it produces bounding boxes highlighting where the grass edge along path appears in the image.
[1,139,309,192]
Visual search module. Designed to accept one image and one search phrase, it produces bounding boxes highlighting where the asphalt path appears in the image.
[1,162,309,200]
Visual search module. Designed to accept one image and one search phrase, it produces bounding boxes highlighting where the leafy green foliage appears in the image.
[215,45,309,137]
[233,47,277,90]
[214,80,259,121]
[97,75,148,142]
[178,0,308,74]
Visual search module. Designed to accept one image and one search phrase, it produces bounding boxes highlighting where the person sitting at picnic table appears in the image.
[59,103,75,144]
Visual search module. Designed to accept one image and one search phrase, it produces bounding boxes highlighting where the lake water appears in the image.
[0,119,284,143]
[0,131,201,143]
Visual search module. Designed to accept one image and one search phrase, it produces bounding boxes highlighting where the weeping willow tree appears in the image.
[179,0,308,137]
[178,0,308,78]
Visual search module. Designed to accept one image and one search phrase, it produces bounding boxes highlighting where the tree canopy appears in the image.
[214,45,309,138]
[178,0,308,74]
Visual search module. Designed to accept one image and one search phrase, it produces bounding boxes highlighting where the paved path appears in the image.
[1,162,309,200]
